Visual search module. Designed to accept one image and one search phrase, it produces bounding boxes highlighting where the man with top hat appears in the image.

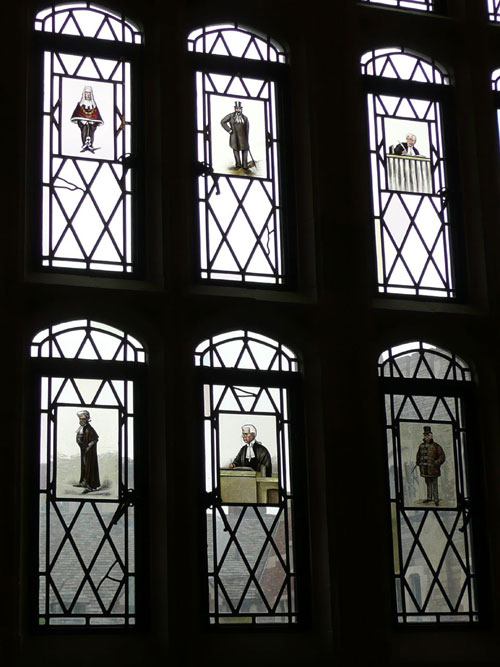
[416,426,445,506]
[70,85,104,153]
[229,424,272,477]
[73,409,100,493]
[220,100,251,172]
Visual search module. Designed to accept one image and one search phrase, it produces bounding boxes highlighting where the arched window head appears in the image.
[195,329,305,625]
[378,341,471,381]
[194,330,298,372]
[362,47,458,298]
[492,68,500,91]
[187,23,287,63]
[361,48,450,85]
[35,2,142,44]
[379,341,479,624]
[31,320,146,362]
[31,319,145,627]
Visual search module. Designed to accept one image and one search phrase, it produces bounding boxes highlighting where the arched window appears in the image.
[31,320,146,627]
[32,3,142,273]
[379,342,483,623]
[188,24,292,285]
[361,48,459,298]
[194,330,307,625]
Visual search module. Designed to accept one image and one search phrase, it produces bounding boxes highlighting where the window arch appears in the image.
[31,319,146,627]
[188,23,292,285]
[187,23,286,62]
[33,3,143,273]
[34,2,142,42]
[362,47,459,298]
[379,341,481,623]
[195,330,307,625]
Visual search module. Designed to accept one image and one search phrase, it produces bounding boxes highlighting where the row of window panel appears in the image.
[30,321,480,627]
[33,4,500,299]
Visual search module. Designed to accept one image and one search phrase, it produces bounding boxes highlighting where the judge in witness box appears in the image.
[393,133,420,156]
[415,426,446,506]
[220,100,252,172]
[229,424,272,477]
[70,85,103,153]
[73,410,101,493]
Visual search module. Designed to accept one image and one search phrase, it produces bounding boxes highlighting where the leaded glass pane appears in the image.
[38,376,137,626]
[363,49,455,297]
[380,344,478,624]
[194,330,298,371]
[33,322,144,627]
[204,384,295,624]
[190,25,288,284]
[187,24,287,63]
[31,320,146,363]
[379,342,471,381]
[197,330,299,625]
[40,47,135,272]
[361,48,450,85]
[35,3,142,44]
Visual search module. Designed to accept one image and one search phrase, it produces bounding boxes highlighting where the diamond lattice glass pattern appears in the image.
[363,50,454,297]
[196,71,283,283]
[38,375,137,626]
[204,383,295,624]
[41,50,134,272]
[379,343,478,624]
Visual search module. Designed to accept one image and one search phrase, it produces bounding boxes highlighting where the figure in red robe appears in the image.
[70,85,103,153]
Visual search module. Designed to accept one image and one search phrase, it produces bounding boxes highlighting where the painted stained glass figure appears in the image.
[415,426,445,506]
[70,85,103,153]
[229,424,272,477]
[393,133,420,156]
[73,410,100,493]
[220,101,253,173]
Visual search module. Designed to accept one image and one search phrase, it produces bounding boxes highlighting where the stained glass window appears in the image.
[195,331,304,624]
[31,320,145,626]
[188,24,290,284]
[34,4,142,272]
[362,48,457,297]
[379,342,479,623]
